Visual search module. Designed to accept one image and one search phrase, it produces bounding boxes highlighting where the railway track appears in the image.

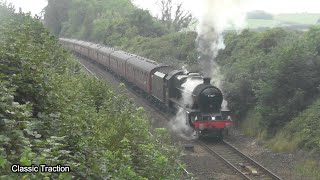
[199,140,282,180]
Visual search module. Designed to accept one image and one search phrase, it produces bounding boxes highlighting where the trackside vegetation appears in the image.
[0,3,184,179]
[217,28,320,141]
[43,0,320,155]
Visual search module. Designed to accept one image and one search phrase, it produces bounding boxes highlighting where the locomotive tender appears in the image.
[59,38,233,138]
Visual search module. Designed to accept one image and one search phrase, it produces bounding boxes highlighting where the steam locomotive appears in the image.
[59,38,233,138]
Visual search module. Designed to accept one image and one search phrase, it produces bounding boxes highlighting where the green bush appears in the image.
[217,28,320,136]
[0,3,183,179]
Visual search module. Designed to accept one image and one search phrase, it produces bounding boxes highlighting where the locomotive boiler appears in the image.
[59,38,233,139]
[160,71,232,138]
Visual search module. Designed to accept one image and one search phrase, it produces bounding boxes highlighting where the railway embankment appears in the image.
[0,5,183,179]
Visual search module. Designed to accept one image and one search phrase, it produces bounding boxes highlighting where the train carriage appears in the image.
[97,47,115,69]
[109,51,133,77]
[126,56,166,94]
[75,41,91,57]
[60,38,77,52]
[88,43,102,61]
[72,40,82,54]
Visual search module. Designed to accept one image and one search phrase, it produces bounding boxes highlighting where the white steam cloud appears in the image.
[169,76,203,139]
[196,0,247,81]
[196,0,248,110]
[170,0,248,138]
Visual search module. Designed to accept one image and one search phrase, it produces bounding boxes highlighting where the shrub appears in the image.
[0,4,183,179]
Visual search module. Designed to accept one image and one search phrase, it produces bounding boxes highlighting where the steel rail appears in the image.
[222,140,283,180]
[76,59,99,79]
[199,140,283,180]
[198,141,251,180]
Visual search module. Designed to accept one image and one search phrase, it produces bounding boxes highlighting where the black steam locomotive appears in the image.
[59,38,233,138]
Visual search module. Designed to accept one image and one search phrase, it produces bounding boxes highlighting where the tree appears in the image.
[126,9,167,37]
[157,0,192,31]
[44,0,71,36]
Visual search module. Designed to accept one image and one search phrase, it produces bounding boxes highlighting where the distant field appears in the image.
[246,13,320,29]
[187,13,320,31]
[275,14,320,25]
[246,19,279,29]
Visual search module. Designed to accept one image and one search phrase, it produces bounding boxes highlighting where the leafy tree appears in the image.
[157,0,193,31]
[44,0,71,36]
[127,9,168,37]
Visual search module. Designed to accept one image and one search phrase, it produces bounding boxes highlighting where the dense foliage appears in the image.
[217,28,320,136]
[0,3,183,179]
[44,0,198,66]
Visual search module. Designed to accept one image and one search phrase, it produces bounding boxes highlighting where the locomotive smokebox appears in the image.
[203,77,211,85]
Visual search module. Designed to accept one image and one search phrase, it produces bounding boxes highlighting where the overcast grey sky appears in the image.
[5,0,320,16]
[5,0,47,15]
[133,0,320,16]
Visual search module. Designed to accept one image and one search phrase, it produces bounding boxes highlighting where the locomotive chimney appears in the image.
[203,77,211,85]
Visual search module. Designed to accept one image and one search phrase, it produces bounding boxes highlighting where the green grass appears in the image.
[295,160,320,180]
[274,14,320,25]
[266,132,301,152]
[246,13,320,29]
[246,19,280,29]
[240,110,268,139]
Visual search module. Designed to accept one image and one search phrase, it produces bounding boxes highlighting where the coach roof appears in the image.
[110,50,135,61]
[127,55,163,72]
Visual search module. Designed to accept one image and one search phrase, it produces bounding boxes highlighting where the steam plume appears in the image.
[196,0,247,110]
[196,0,247,83]
[170,1,247,138]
